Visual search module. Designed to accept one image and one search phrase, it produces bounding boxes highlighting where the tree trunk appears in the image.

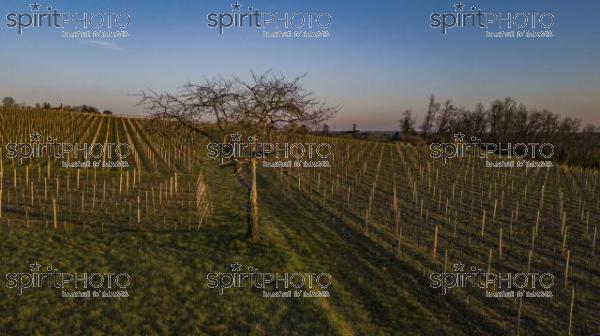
[247,156,259,241]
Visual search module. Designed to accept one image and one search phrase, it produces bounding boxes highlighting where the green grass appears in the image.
[0,167,501,335]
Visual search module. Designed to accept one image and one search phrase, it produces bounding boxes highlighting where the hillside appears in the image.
[0,108,597,335]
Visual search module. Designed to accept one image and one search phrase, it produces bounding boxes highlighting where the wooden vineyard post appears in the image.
[52,198,57,229]
[534,210,540,238]
[443,249,448,273]
[432,225,439,259]
[481,209,486,238]
[564,249,570,288]
[137,195,141,224]
[568,287,575,336]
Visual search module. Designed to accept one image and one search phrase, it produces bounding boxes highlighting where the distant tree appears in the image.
[422,95,600,167]
[472,103,487,135]
[435,100,455,136]
[42,102,52,109]
[321,123,330,134]
[103,110,113,115]
[77,105,99,113]
[421,95,439,138]
[2,97,16,107]
[399,109,415,134]
[352,123,357,133]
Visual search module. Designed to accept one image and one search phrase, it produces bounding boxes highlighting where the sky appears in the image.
[0,0,599,131]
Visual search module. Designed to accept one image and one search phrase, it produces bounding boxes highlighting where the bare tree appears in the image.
[435,99,455,135]
[399,109,415,134]
[137,72,337,241]
[421,95,439,138]
[425,95,599,166]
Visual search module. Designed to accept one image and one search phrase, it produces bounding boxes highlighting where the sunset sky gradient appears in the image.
[1,0,599,130]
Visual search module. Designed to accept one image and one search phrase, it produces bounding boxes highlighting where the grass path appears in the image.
[256,173,504,335]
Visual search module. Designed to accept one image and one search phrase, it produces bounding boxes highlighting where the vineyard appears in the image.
[0,107,598,335]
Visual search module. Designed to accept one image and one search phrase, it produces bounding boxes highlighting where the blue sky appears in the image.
[1,0,599,130]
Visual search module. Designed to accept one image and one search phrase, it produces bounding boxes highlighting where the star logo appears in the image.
[230,262,242,271]
[29,262,41,272]
[454,2,465,11]
[30,2,41,11]
[30,132,41,142]
[230,132,242,142]
[231,2,241,11]
[453,262,465,272]
[453,132,465,142]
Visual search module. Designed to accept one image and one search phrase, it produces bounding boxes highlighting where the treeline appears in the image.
[2,96,113,115]
[399,96,599,167]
